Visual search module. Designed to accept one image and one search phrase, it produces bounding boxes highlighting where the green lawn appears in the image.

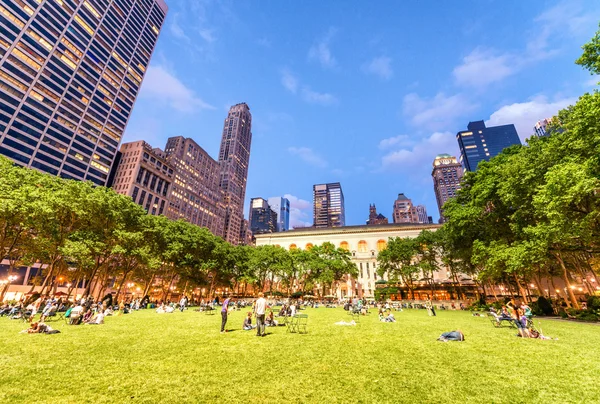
[1,307,599,403]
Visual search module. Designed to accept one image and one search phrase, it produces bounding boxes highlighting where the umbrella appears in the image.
[54,292,68,297]
[303,295,316,299]
[324,295,336,299]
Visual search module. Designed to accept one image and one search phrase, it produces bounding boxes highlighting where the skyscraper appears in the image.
[392,193,419,224]
[164,136,225,238]
[415,205,428,224]
[249,197,277,235]
[219,103,252,244]
[313,182,345,228]
[268,196,290,232]
[432,154,463,223]
[366,204,388,225]
[457,121,521,172]
[0,0,167,185]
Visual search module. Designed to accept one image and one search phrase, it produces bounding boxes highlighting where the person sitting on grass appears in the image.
[86,310,105,325]
[265,310,278,327]
[243,311,256,330]
[380,310,395,322]
[82,308,93,323]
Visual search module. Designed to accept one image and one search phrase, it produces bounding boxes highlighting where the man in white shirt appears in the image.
[254,293,267,337]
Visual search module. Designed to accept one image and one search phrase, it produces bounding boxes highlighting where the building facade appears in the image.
[254,223,461,299]
[268,196,290,232]
[111,140,172,216]
[415,205,428,224]
[366,204,388,225]
[313,182,345,228]
[249,197,277,235]
[164,136,225,238]
[457,120,521,172]
[534,118,551,137]
[0,0,167,185]
[432,154,463,223]
[219,103,252,244]
[392,193,419,224]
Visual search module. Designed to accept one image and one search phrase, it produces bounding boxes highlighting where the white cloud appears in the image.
[380,132,459,171]
[140,65,214,112]
[169,14,190,43]
[402,92,478,131]
[287,147,328,168]
[282,194,312,228]
[378,135,412,150]
[301,87,338,106]
[331,168,344,176]
[198,28,216,43]
[486,96,576,142]
[308,27,337,69]
[280,69,298,94]
[453,48,515,88]
[362,56,393,80]
[584,76,599,88]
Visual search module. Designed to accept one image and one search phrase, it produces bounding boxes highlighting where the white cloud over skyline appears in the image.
[308,27,338,69]
[402,92,478,131]
[287,147,328,168]
[140,66,214,112]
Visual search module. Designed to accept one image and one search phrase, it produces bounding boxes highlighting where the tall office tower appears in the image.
[392,193,419,224]
[457,121,521,172]
[534,118,551,137]
[110,140,173,216]
[268,196,290,232]
[218,103,252,244]
[415,205,428,224]
[313,182,345,228]
[432,154,463,223]
[239,219,253,245]
[0,0,167,185]
[366,204,388,225]
[164,136,225,238]
[249,197,277,235]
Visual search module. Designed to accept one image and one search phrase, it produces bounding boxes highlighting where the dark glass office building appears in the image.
[249,197,277,235]
[0,0,167,185]
[456,120,521,171]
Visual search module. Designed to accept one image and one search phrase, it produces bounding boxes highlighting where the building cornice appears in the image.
[254,223,441,239]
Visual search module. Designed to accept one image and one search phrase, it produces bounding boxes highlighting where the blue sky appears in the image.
[124,0,600,227]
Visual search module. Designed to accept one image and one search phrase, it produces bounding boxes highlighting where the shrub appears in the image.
[531,296,554,316]
[586,295,600,311]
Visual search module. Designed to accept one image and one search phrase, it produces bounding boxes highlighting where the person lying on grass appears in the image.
[21,322,60,334]
[437,330,464,342]
[243,312,256,330]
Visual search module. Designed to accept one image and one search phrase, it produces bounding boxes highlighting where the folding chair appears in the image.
[296,314,308,334]
[286,316,298,333]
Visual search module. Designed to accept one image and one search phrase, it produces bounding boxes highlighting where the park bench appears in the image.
[487,313,516,329]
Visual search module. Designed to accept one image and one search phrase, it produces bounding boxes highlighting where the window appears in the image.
[339,241,349,251]
[377,239,387,252]
[358,240,367,253]
[305,243,313,250]
[289,244,297,250]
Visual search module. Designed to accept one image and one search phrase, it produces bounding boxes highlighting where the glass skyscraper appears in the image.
[268,196,290,232]
[0,0,167,185]
[313,182,345,228]
[457,121,521,172]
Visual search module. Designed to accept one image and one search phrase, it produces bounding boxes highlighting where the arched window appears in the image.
[377,239,387,252]
[289,244,297,250]
[275,244,281,247]
[358,240,368,253]
[305,243,314,250]
[340,241,349,251]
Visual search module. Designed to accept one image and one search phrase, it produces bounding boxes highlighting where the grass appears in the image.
[1,307,600,403]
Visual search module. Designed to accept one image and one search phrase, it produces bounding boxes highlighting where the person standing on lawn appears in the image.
[254,293,267,337]
[221,296,231,333]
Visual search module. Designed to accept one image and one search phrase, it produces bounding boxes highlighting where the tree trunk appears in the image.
[513,273,528,303]
[555,252,579,309]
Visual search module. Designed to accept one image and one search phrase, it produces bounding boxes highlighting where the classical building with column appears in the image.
[254,223,470,300]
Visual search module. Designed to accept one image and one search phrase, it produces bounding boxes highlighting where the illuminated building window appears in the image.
[289,244,297,250]
[358,240,368,253]
[377,239,387,252]
[305,243,313,250]
[340,241,349,251]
